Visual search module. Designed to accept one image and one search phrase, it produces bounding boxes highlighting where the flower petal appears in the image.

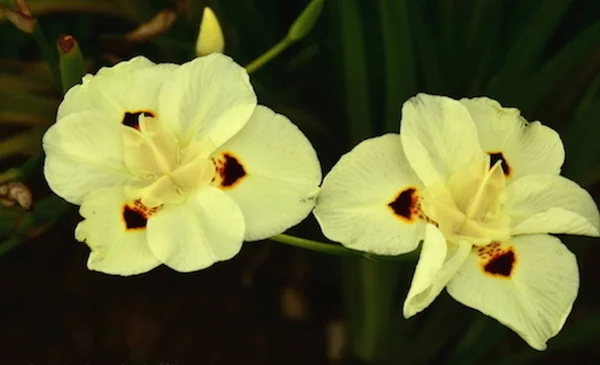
[147,186,245,272]
[212,106,321,241]
[158,54,256,147]
[400,94,485,186]
[58,57,175,123]
[85,63,177,124]
[459,97,564,179]
[403,224,471,317]
[56,75,93,120]
[446,235,578,350]
[96,56,157,77]
[314,134,425,255]
[505,174,600,236]
[75,187,161,276]
[43,111,131,204]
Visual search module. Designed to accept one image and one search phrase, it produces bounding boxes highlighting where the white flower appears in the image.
[314,94,600,350]
[43,54,321,275]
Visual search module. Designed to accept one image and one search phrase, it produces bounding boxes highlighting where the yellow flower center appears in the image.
[420,154,511,246]
[122,114,215,207]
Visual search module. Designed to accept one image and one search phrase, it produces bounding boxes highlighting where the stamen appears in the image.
[463,159,503,221]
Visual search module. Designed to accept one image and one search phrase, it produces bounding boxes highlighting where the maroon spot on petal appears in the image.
[388,187,420,223]
[122,200,159,230]
[214,152,246,189]
[483,247,517,278]
[488,151,511,177]
[123,205,147,229]
[122,110,155,130]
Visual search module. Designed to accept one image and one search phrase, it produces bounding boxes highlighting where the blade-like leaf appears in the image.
[332,0,373,145]
[379,0,416,133]
[487,0,574,100]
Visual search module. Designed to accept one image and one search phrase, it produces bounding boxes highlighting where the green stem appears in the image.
[343,257,403,363]
[269,234,420,262]
[245,37,295,74]
[269,233,364,257]
[357,259,380,359]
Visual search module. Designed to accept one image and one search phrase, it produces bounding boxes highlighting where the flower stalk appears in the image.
[244,0,323,73]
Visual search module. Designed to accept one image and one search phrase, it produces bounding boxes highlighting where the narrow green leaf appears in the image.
[32,24,61,89]
[562,99,600,180]
[573,71,600,120]
[446,316,509,365]
[437,0,458,93]
[56,34,86,93]
[333,0,373,145]
[0,206,22,238]
[0,89,57,124]
[24,0,137,21]
[0,127,45,157]
[408,3,444,93]
[517,21,600,113]
[379,0,416,133]
[487,0,574,98]
[464,0,503,94]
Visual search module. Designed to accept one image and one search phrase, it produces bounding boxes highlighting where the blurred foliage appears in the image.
[1,0,600,364]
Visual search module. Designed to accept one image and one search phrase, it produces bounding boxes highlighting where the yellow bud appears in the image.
[195,7,225,57]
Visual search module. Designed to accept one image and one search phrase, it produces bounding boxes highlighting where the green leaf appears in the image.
[379,0,416,133]
[23,0,138,21]
[464,0,503,94]
[487,0,574,100]
[332,0,373,145]
[0,89,57,125]
[0,126,45,157]
[408,2,444,93]
[573,71,600,120]
[287,0,324,41]
[446,315,509,365]
[517,20,600,113]
[562,98,600,180]
[0,205,22,238]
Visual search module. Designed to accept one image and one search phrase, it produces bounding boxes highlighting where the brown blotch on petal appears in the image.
[488,151,511,177]
[482,246,517,278]
[123,205,147,229]
[215,152,247,189]
[388,187,419,223]
[122,110,155,130]
[122,200,159,230]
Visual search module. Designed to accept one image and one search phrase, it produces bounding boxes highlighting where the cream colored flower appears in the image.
[314,94,599,350]
[43,54,321,275]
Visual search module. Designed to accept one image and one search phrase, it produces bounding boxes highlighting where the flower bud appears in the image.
[287,0,323,41]
[195,7,224,56]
